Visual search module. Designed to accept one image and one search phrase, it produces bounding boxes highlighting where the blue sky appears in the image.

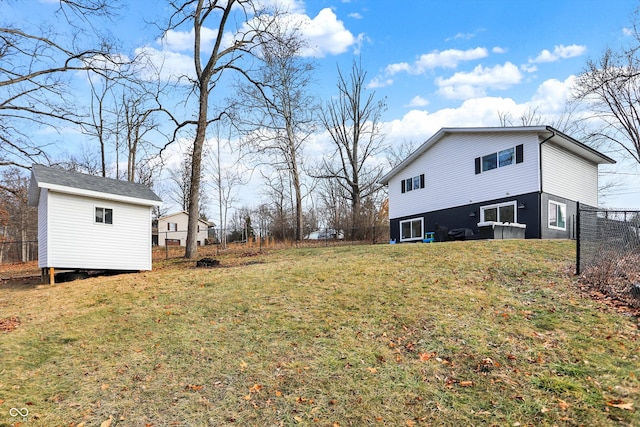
[7,0,640,214]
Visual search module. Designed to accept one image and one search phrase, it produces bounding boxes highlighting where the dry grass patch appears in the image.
[0,240,638,426]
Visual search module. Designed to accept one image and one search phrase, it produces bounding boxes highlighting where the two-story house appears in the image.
[157,211,211,246]
[380,126,615,241]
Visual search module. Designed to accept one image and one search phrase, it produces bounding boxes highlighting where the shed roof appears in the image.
[29,164,162,207]
[379,126,616,184]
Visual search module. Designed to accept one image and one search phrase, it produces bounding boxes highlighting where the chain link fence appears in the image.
[154,225,391,260]
[576,204,640,308]
[0,240,39,264]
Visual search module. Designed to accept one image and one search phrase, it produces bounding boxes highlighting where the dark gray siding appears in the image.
[389,192,542,241]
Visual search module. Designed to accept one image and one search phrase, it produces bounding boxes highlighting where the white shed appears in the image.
[28,164,162,280]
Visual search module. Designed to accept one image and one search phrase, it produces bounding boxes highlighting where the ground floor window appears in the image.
[400,217,423,241]
[480,201,516,223]
[548,201,566,230]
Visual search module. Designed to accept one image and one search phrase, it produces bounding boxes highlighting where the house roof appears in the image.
[158,211,212,226]
[379,126,616,184]
[28,164,162,207]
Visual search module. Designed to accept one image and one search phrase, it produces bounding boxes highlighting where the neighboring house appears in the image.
[157,211,210,246]
[380,126,615,242]
[28,164,162,275]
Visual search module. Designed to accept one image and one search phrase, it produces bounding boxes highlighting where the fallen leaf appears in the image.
[459,380,474,387]
[419,352,436,362]
[249,384,262,393]
[607,400,634,410]
[100,417,112,427]
[558,399,570,410]
[406,420,415,426]
[367,367,378,374]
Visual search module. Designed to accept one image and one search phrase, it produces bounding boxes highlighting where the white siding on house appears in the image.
[157,212,208,246]
[37,189,48,268]
[541,142,599,207]
[388,132,541,219]
[46,191,152,270]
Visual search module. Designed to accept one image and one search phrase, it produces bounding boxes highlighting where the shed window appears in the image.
[95,207,113,224]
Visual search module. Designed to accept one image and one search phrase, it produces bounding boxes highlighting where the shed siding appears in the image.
[388,132,540,219]
[541,142,598,207]
[46,191,152,270]
[37,189,48,268]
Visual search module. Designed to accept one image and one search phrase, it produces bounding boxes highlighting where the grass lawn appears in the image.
[0,240,638,426]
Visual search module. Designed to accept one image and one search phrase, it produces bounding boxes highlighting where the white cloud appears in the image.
[435,62,523,99]
[385,47,488,76]
[367,76,393,89]
[348,12,362,19]
[529,75,576,113]
[159,27,219,52]
[135,46,195,82]
[384,96,522,144]
[384,76,581,148]
[531,44,586,63]
[492,46,507,54]
[297,8,362,57]
[406,96,429,107]
[623,27,634,36]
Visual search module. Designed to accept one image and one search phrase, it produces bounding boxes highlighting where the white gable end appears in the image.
[542,142,599,207]
[388,131,540,219]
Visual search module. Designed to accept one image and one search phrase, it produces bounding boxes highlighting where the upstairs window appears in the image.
[475,144,523,174]
[95,207,113,224]
[167,222,177,232]
[401,174,425,193]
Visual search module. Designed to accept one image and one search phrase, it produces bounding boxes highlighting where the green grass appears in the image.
[1,240,638,426]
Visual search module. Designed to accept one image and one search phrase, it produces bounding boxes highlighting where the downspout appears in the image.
[538,128,556,238]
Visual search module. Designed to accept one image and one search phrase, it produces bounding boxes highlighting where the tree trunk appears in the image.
[185,85,209,259]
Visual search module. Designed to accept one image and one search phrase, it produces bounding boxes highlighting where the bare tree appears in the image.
[0,167,37,262]
[81,53,168,182]
[235,24,316,240]
[205,122,249,248]
[574,45,640,164]
[0,0,119,181]
[319,60,387,235]
[159,0,282,258]
[385,139,419,169]
[168,142,208,219]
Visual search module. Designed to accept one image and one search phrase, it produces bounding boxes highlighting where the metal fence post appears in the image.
[575,202,581,275]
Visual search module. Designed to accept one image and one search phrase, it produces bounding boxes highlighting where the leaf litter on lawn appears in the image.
[0,240,638,426]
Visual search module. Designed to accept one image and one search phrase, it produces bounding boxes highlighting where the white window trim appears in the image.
[399,217,424,242]
[480,201,517,223]
[548,200,567,230]
[94,206,113,225]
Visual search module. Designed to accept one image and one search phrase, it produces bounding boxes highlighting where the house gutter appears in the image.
[538,128,556,238]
